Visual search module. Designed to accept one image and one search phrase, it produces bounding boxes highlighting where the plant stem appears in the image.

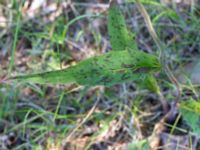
[8,7,21,75]
[135,0,181,104]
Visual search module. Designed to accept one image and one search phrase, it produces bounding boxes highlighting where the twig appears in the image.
[0,76,8,84]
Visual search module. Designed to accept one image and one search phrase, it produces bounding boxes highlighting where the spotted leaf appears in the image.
[108,1,137,51]
[11,50,161,86]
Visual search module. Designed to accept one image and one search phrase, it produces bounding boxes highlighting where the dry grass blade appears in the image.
[135,0,181,103]
[61,95,101,149]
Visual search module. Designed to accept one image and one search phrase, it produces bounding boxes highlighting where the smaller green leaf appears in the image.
[108,1,137,51]
[179,99,200,135]
[141,74,160,93]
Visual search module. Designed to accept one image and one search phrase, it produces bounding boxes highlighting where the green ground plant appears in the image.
[11,3,161,88]
[3,0,200,149]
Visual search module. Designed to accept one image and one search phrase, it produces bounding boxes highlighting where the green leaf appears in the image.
[108,1,137,51]
[140,74,160,93]
[179,99,200,135]
[11,50,161,86]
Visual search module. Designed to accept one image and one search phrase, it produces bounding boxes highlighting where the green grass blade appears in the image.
[61,13,102,44]
[8,3,22,74]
